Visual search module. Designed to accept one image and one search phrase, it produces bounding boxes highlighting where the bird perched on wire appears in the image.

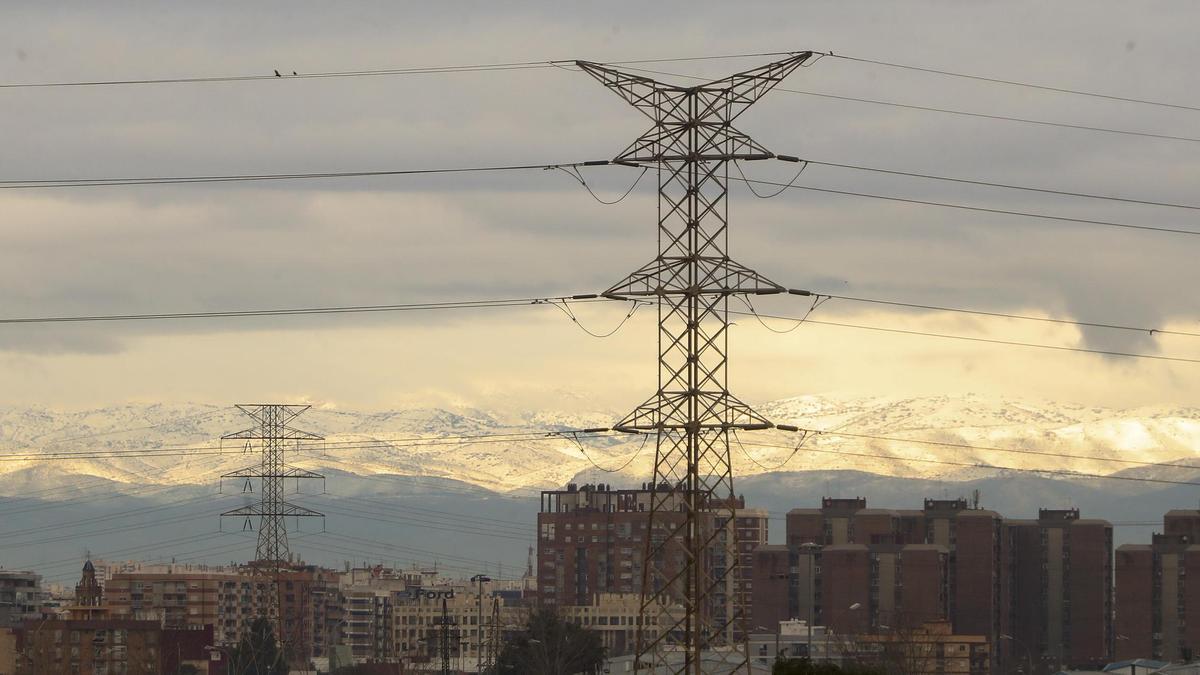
[274,69,281,77]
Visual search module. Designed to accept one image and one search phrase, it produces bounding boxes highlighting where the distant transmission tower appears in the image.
[576,52,814,674]
[482,596,501,673]
[220,404,324,654]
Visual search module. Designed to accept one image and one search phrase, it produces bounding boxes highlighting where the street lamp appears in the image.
[471,574,492,673]
[1000,634,1033,675]
[799,542,821,663]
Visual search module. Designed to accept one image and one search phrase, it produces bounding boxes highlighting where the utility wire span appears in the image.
[797,158,1200,211]
[753,433,1200,488]
[0,428,621,461]
[815,293,1200,339]
[621,65,1200,144]
[827,53,1200,114]
[0,51,798,89]
[722,170,1200,237]
[0,294,616,325]
[732,307,1200,365]
[0,160,611,189]
[4,283,1196,364]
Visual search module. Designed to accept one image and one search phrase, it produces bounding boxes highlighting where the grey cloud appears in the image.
[0,0,1197,363]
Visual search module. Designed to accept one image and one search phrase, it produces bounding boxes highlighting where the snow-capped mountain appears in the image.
[2,394,1199,498]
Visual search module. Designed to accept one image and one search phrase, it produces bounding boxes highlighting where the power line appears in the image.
[0,160,609,189]
[0,428,619,461]
[827,53,1200,114]
[0,294,613,325]
[732,307,1200,364]
[798,158,1200,211]
[307,498,532,542]
[4,278,1195,363]
[715,165,1200,236]
[721,168,1200,237]
[754,426,1200,474]
[621,65,1200,144]
[748,435,1200,488]
[0,51,795,89]
[809,292,1200,339]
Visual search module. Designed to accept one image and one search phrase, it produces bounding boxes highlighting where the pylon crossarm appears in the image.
[220,503,324,519]
[706,52,813,121]
[575,61,683,119]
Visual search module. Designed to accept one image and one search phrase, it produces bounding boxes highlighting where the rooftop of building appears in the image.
[955,509,1001,518]
[1104,659,1170,672]
[754,544,789,552]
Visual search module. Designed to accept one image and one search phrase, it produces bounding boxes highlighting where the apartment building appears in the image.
[1116,510,1200,661]
[758,497,1112,674]
[536,482,767,650]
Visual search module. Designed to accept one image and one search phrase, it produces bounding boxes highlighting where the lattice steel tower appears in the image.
[577,52,814,673]
[221,404,325,565]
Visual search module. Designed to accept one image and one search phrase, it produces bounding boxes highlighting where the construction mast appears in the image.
[576,52,814,674]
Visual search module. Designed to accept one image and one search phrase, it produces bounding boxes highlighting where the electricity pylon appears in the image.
[482,596,501,673]
[576,52,814,674]
[220,404,324,661]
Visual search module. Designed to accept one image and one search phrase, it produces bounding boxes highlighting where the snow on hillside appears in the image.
[2,394,1198,497]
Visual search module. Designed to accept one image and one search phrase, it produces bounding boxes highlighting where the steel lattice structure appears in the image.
[577,52,814,674]
[221,404,325,564]
[220,403,324,661]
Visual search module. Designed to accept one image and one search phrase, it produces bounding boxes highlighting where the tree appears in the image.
[495,609,605,675]
[229,617,287,675]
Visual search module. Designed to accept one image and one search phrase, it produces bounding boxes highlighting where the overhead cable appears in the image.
[0,160,610,190]
[0,51,797,89]
[752,435,1200,487]
[798,158,1200,211]
[827,53,1200,114]
[622,65,1200,144]
[0,293,616,325]
[730,306,1200,364]
[722,168,1200,237]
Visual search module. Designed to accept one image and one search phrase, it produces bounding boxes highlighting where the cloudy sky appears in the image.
[2,1,1198,414]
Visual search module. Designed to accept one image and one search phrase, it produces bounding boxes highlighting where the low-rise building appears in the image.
[852,620,989,675]
[17,619,164,675]
[748,620,843,668]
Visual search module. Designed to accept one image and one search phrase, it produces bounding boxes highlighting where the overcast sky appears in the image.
[1,1,1198,413]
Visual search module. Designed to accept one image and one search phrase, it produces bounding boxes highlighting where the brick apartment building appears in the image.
[1116,509,1200,662]
[103,561,342,665]
[755,497,1112,674]
[15,620,219,675]
[536,483,767,649]
[1006,509,1113,672]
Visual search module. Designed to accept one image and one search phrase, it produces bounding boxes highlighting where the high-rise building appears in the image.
[537,483,767,649]
[1115,510,1200,661]
[759,497,1112,675]
[1005,509,1113,672]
